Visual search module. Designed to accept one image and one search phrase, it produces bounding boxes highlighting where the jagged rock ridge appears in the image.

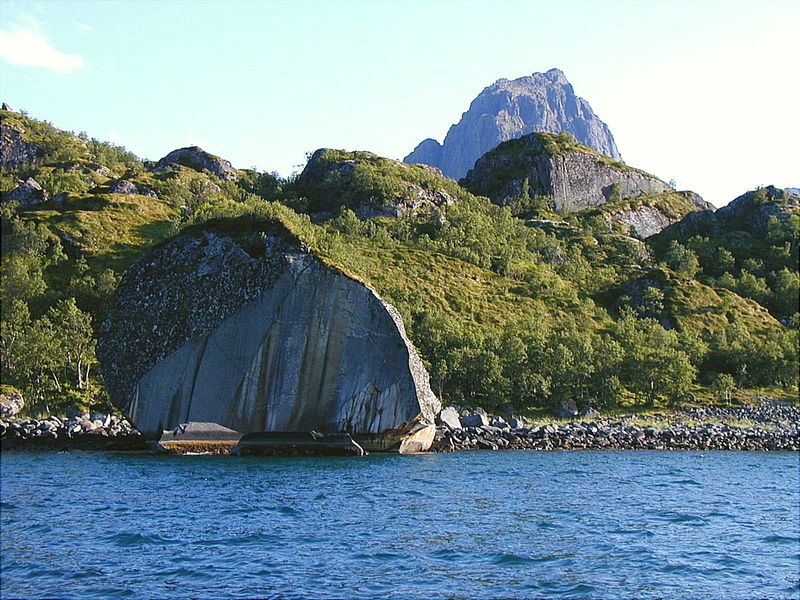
[97,219,441,452]
[404,68,620,179]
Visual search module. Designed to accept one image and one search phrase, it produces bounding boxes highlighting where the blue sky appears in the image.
[0,0,797,206]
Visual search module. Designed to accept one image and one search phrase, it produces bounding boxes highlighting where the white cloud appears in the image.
[73,21,94,34]
[0,27,85,73]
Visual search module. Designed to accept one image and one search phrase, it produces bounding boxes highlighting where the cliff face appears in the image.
[462,132,671,214]
[97,220,440,452]
[404,68,620,179]
[0,120,45,171]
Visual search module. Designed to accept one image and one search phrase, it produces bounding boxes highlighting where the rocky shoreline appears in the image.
[0,413,147,451]
[1,402,797,453]
[429,402,799,453]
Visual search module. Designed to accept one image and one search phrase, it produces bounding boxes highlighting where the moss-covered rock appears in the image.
[297,148,470,218]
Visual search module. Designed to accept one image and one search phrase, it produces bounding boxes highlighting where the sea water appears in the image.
[1,450,798,598]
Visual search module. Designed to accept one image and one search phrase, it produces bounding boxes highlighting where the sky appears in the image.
[0,0,797,207]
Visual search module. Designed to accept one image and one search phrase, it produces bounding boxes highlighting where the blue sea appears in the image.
[1,450,798,599]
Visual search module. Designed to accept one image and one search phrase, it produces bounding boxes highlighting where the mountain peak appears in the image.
[405,68,619,179]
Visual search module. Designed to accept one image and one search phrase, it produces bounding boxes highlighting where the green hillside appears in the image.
[1,109,797,416]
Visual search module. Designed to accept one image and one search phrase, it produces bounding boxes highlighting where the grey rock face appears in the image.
[97,222,440,452]
[612,205,674,239]
[462,133,671,213]
[109,180,139,195]
[0,392,24,419]
[404,68,620,179]
[3,177,49,206]
[437,406,462,430]
[154,146,237,181]
[0,120,45,171]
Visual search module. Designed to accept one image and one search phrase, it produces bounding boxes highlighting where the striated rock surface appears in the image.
[97,218,440,452]
[0,118,45,171]
[462,132,671,214]
[153,146,237,181]
[404,68,620,179]
[297,148,459,218]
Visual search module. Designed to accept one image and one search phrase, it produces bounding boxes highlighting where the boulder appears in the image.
[153,146,237,181]
[555,399,579,419]
[508,415,528,429]
[3,177,48,206]
[97,218,441,453]
[460,412,490,428]
[109,180,139,195]
[437,406,462,430]
[405,68,620,179]
[0,391,24,418]
[581,406,601,419]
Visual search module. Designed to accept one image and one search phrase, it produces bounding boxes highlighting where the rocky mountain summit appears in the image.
[404,68,620,179]
[98,217,441,453]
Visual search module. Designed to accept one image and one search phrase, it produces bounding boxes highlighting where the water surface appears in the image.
[2,451,798,598]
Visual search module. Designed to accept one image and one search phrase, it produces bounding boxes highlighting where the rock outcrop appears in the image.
[0,391,24,419]
[461,132,672,214]
[109,179,139,195]
[599,191,713,239]
[0,118,45,171]
[404,68,620,179]
[715,186,799,233]
[297,148,459,218]
[153,146,237,181]
[3,177,49,206]
[97,218,440,452]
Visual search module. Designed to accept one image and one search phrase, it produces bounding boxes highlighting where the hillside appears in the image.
[1,108,797,418]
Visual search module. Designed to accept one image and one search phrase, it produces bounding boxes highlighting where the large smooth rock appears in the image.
[404,68,620,180]
[97,219,440,452]
[437,406,462,430]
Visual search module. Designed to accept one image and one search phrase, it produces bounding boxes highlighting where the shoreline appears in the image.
[2,401,797,454]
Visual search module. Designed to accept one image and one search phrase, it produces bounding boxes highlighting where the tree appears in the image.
[46,299,96,389]
[662,240,700,277]
[711,373,736,404]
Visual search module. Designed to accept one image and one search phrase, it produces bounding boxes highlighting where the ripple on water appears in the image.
[0,450,797,600]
